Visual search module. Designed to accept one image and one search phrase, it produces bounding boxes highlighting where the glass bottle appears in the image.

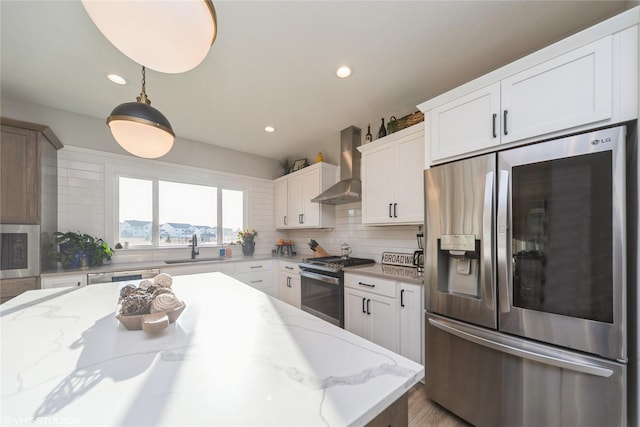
[378,118,387,138]
[365,123,372,143]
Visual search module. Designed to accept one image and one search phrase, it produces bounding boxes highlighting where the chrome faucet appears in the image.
[190,234,199,259]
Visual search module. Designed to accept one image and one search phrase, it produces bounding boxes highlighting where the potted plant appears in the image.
[51,231,114,269]
[280,159,292,175]
[237,229,258,256]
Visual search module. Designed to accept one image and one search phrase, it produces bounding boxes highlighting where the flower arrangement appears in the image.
[238,229,258,243]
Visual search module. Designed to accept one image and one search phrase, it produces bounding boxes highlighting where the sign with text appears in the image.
[381,252,414,267]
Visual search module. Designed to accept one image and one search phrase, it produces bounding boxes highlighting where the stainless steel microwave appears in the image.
[0,224,40,279]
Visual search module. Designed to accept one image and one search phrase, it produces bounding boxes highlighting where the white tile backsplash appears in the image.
[57,146,421,265]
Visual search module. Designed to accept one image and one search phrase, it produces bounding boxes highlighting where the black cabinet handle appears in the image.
[393,203,397,218]
[250,265,263,269]
[285,266,294,270]
[366,299,371,315]
[287,277,291,288]
[362,297,366,313]
[503,110,508,135]
[492,113,497,138]
[389,203,393,218]
[284,216,287,226]
[250,280,263,284]
[358,281,375,288]
[401,289,405,307]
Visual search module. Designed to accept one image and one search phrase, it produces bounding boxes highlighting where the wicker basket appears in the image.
[388,111,424,134]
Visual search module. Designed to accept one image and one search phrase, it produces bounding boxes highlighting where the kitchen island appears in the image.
[1,272,423,426]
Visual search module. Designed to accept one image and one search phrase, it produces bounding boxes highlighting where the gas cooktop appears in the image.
[299,256,376,273]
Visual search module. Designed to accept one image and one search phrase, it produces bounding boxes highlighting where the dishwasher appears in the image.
[87,268,160,285]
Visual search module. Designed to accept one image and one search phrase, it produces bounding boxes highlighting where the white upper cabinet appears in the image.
[430,84,501,160]
[421,19,638,165]
[274,162,337,229]
[360,123,425,225]
[275,180,288,228]
[500,36,612,144]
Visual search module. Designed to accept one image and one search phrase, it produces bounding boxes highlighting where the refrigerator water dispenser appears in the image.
[437,234,481,297]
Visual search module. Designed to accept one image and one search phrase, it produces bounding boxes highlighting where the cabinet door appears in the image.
[275,180,288,228]
[430,83,501,162]
[41,274,87,289]
[0,126,39,224]
[344,288,369,339]
[0,277,38,303]
[300,168,321,227]
[277,270,301,308]
[369,294,399,352]
[501,36,612,144]
[361,144,394,224]
[287,174,303,226]
[399,283,423,365]
[393,135,424,224]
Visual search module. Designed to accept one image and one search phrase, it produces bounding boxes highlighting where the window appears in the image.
[117,176,244,247]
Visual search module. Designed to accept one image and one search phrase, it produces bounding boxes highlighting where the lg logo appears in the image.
[591,137,612,145]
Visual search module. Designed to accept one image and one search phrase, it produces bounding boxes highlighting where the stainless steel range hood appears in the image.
[311,126,362,205]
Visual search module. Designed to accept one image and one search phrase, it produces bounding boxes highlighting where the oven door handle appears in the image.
[299,270,341,286]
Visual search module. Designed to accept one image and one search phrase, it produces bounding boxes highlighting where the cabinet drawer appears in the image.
[234,271,274,295]
[235,260,273,274]
[344,273,397,298]
[279,261,300,274]
[41,274,87,289]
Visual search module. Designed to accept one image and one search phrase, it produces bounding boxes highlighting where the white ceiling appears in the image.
[1,1,637,164]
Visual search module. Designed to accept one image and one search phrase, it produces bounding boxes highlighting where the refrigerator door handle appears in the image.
[482,171,494,308]
[497,169,511,313]
[429,318,614,378]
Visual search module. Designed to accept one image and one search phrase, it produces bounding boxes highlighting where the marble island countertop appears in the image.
[1,272,423,426]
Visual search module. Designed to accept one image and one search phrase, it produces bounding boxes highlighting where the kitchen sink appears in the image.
[164,257,227,264]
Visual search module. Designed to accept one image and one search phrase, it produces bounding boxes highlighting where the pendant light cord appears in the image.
[136,66,151,105]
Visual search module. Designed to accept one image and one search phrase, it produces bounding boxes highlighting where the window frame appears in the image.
[107,163,248,250]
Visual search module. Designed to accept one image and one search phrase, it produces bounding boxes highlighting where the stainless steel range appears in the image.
[299,256,375,327]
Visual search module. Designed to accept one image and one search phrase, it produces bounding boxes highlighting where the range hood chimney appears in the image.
[311,126,362,205]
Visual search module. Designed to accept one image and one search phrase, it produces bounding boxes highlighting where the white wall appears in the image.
[57,145,283,263]
[1,96,282,179]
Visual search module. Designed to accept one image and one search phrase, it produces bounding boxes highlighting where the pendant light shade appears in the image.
[82,0,217,74]
[107,66,175,159]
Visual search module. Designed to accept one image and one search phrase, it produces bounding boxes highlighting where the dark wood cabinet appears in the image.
[1,117,62,301]
[0,124,39,224]
[0,277,38,304]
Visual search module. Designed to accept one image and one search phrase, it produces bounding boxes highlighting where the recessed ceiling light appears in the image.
[336,66,352,79]
[265,126,276,133]
[107,73,127,85]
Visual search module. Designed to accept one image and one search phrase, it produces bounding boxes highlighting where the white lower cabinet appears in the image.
[40,273,87,289]
[344,273,399,353]
[399,282,424,365]
[277,261,301,308]
[344,272,424,365]
[232,260,275,296]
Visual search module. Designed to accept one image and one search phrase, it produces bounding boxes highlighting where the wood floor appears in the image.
[407,382,472,427]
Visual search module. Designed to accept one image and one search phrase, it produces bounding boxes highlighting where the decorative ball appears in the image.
[152,287,173,298]
[120,293,152,316]
[138,279,154,289]
[153,273,173,288]
[119,284,137,301]
[151,293,182,313]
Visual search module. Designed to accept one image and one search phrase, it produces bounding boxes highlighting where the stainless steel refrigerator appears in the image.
[424,124,638,426]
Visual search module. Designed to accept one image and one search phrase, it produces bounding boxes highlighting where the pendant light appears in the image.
[107,66,175,159]
[82,0,217,74]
